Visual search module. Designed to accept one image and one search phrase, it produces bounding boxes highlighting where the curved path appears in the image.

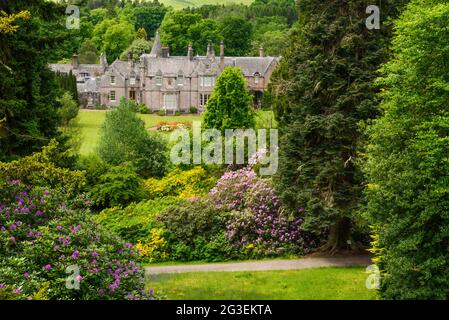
[145,255,372,275]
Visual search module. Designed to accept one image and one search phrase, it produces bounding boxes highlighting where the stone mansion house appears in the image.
[50,32,279,113]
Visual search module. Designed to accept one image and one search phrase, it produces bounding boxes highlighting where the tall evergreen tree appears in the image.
[270,0,406,252]
[204,67,255,132]
[0,0,68,160]
[364,0,449,299]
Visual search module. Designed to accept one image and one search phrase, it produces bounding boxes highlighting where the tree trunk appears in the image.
[319,217,361,255]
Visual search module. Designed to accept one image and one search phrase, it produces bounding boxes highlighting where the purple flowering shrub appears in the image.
[209,166,319,258]
[209,168,258,211]
[0,181,152,300]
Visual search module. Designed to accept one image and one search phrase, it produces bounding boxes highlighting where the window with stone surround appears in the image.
[200,76,215,87]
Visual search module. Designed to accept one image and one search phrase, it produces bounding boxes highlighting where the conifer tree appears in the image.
[270,0,406,252]
[204,67,255,132]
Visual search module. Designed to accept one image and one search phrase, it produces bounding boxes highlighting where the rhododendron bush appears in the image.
[208,165,320,258]
[0,180,151,300]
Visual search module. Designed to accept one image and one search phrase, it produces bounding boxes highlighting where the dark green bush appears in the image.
[156,200,232,262]
[189,106,198,114]
[90,162,145,208]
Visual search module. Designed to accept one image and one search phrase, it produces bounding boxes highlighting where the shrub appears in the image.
[156,200,232,262]
[209,166,318,258]
[138,103,150,114]
[57,92,79,127]
[189,106,198,114]
[157,110,165,116]
[0,140,86,197]
[208,167,258,211]
[95,197,182,244]
[144,167,216,199]
[98,98,168,178]
[90,162,145,208]
[75,154,111,189]
[0,181,152,300]
[174,111,181,116]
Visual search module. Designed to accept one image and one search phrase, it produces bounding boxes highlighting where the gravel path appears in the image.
[145,255,372,275]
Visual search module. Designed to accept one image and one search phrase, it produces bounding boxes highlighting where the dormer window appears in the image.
[254,72,260,85]
[130,76,136,85]
[110,76,116,85]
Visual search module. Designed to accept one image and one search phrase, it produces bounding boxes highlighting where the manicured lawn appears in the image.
[146,267,377,300]
[71,109,275,155]
[71,110,202,155]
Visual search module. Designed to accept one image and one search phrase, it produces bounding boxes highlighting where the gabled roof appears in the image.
[223,57,279,76]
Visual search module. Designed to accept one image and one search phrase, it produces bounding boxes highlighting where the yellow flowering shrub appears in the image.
[136,228,169,263]
[144,166,216,199]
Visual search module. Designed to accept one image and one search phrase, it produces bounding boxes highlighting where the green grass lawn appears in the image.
[146,267,377,300]
[71,109,275,155]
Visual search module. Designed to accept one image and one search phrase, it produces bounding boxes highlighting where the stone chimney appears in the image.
[220,41,225,69]
[100,52,108,70]
[161,46,169,58]
[72,53,79,69]
[259,46,264,57]
[128,51,134,69]
[187,43,193,61]
[207,40,214,58]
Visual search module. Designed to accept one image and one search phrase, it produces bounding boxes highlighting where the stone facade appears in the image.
[49,32,279,112]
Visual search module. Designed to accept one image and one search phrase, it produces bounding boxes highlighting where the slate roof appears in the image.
[49,64,104,76]
[77,77,100,93]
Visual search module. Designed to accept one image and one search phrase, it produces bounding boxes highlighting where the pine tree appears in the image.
[270,0,406,253]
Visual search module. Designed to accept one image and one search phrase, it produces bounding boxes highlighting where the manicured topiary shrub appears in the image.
[0,181,152,300]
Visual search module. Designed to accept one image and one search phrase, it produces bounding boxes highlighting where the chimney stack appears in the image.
[128,51,134,69]
[187,43,193,61]
[100,53,108,71]
[72,53,79,69]
[161,46,169,58]
[220,40,225,69]
[259,46,264,57]
[207,40,214,58]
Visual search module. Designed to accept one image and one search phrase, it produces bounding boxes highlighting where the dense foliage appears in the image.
[0,181,151,300]
[0,1,65,160]
[364,0,449,299]
[270,0,406,252]
[204,67,255,132]
[98,98,168,178]
[144,166,217,200]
